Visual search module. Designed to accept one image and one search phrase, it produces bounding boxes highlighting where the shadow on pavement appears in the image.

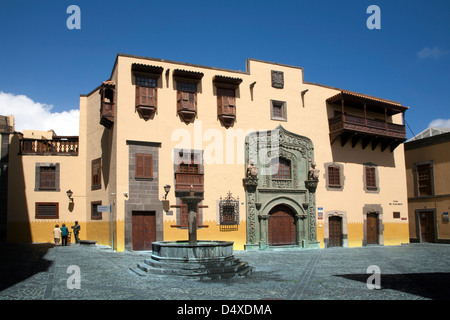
[0,242,53,292]
[335,272,450,300]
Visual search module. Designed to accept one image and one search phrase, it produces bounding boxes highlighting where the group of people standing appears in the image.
[52,221,80,246]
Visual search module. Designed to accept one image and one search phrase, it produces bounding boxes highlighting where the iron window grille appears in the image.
[219,192,239,228]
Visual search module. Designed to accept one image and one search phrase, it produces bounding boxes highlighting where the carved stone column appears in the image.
[305,179,320,248]
[258,213,269,250]
[243,177,259,250]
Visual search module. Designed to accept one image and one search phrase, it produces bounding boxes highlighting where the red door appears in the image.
[268,206,296,246]
[132,211,156,251]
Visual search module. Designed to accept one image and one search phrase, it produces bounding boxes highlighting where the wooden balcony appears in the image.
[217,96,236,128]
[20,137,79,155]
[177,91,197,124]
[174,172,204,193]
[135,86,157,120]
[329,114,406,152]
[327,90,408,152]
[100,81,115,128]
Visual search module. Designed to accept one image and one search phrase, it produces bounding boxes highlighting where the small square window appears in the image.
[91,201,102,220]
[270,100,287,121]
[393,212,400,219]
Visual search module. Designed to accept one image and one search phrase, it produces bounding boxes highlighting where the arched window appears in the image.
[271,158,291,179]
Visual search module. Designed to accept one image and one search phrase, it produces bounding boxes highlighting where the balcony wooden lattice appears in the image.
[174,172,204,193]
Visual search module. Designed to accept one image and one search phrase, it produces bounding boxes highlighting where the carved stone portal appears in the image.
[244,125,319,250]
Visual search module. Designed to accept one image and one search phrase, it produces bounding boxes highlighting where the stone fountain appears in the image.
[131,187,253,279]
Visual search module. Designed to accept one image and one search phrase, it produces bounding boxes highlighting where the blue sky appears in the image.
[0,0,449,138]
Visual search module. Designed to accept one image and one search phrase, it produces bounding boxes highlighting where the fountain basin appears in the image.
[151,240,234,262]
[131,240,253,279]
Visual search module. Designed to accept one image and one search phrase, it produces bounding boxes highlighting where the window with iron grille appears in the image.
[271,158,291,180]
[219,192,239,226]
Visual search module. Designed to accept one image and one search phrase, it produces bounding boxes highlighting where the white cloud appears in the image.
[0,91,79,136]
[417,47,449,60]
[428,118,450,129]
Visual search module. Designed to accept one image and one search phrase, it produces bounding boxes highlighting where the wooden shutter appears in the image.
[137,87,156,107]
[40,167,56,190]
[92,158,101,190]
[328,166,340,187]
[135,154,153,178]
[36,202,59,219]
[365,167,376,188]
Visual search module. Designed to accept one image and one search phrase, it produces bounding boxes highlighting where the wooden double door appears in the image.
[268,206,296,246]
[132,211,156,251]
[419,211,435,243]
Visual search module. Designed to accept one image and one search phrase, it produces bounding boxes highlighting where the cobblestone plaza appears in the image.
[0,243,448,301]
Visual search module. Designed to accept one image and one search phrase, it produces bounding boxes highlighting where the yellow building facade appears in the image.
[6,54,410,251]
[405,129,450,243]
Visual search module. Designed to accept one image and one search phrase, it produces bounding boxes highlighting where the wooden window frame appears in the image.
[363,164,379,192]
[414,161,434,197]
[91,201,102,221]
[135,153,153,179]
[328,165,341,187]
[35,163,60,192]
[271,158,291,180]
[91,158,102,190]
[35,202,59,219]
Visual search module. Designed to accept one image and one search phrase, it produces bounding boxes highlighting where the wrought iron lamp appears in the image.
[66,189,74,203]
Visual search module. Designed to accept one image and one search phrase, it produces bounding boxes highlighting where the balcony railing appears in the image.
[20,137,79,155]
[329,114,406,151]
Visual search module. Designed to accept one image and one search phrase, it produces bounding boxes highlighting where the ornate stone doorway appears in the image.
[243,125,320,250]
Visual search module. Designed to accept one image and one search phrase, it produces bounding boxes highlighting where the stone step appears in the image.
[144,257,240,270]
[135,259,252,278]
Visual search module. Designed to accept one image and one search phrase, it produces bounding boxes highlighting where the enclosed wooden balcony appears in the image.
[20,137,79,155]
[174,172,204,193]
[136,86,157,120]
[327,91,408,152]
[99,81,115,128]
[217,95,236,128]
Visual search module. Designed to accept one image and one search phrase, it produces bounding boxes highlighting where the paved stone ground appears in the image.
[0,242,449,300]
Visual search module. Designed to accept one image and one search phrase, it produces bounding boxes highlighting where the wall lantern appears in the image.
[66,189,74,203]
[162,185,171,212]
[163,185,171,199]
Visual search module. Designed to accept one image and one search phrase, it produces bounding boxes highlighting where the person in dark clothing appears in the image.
[60,224,69,246]
[71,221,81,244]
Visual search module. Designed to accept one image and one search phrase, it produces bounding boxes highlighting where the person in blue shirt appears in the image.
[60,224,69,246]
